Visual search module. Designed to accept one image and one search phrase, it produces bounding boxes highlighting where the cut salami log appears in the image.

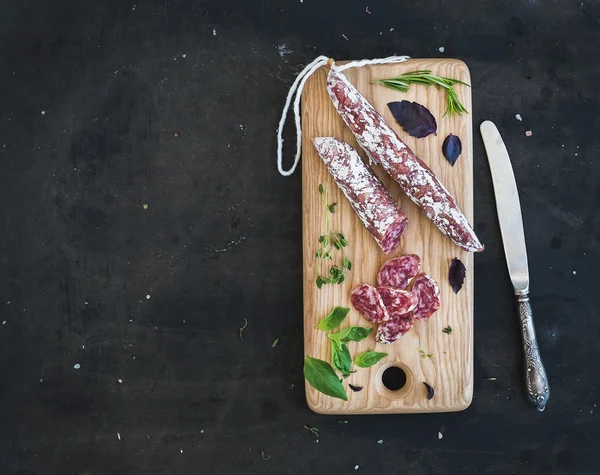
[312,137,408,254]
[377,287,418,317]
[351,284,390,323]
[377,255,421,289]
[326,66,484,253]
[376,315,414,344]
[409,273,441,321]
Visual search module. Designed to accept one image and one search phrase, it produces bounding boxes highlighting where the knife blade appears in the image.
[480,120,550,411]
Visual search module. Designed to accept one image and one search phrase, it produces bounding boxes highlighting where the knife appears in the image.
[480,120,550,411]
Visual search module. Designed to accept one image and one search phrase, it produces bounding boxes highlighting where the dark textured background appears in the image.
[0,0,598,473]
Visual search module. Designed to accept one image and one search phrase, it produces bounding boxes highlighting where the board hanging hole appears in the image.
[376,362,413,400]
[382,366,407,391]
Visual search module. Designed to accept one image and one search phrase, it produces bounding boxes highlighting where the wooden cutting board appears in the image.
[301,59,474,414]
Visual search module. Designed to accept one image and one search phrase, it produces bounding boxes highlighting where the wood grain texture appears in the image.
[301,59,474,414]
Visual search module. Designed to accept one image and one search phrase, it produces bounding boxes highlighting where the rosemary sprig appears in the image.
[372,70,470,117]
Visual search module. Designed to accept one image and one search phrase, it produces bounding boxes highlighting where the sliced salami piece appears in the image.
[409,273,441,321]
[326,67,484,253]
[351,284,390,323]
[312,137,408,254]
[376,315,414,344]
[377,287,418,317]
[377,255,421,289]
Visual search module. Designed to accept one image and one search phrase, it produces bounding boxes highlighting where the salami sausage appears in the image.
[351,284,390,323]
[377,287,418,317]
[377,255,421,289]
[376,315,414,344]
[313,137,408,254]
[408,273,441,321]
[326,67,484,253]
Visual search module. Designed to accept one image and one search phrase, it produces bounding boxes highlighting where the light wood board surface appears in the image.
[301,59,474,414]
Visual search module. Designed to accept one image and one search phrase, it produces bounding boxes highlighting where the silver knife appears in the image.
[480,120,550,411]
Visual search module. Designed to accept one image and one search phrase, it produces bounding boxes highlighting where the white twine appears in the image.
[276,55,410,177]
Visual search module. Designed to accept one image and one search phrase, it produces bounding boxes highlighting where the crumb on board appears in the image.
[341,33,349,40]
[515,113,522,121]
[438,46,445,53]
[377,439,383,444]
[117,432,121,440]
[525,130,533,136]
[74,363,81,370]
[438,432,443,440]
[365,6,371,14]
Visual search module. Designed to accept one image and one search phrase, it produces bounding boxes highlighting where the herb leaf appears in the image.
[418,347,434,359]
[449,258,466,294]
[304,424,320,437]
[331,343,353,378]
[272,337,280,347]
[343,257,352,270]
[303,356,348,400]
[239,318,248,340]
[354,351,388,368]
[260,445,271,460]
[317,307,349,331]
[328,203,337,213]
[318,184,324,195]
[423,382,435,400]
[442,133,462,166]
[337,326,373,342]
[388,101,437,138]
[442,326,453,335]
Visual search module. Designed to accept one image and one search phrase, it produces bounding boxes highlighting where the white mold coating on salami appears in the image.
[409,273,441,321]
[351,284,390,323]
[313,137,408,253]
[326,68,483,253]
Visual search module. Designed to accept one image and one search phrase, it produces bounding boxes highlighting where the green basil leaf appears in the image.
[354,351,388,368]
[327,333,343,352]
[341,327,372,342]
[318,184,324,195]
[317,307,349,331]
[343,257,352,270]
[303,356,348,400]
[332,344,352,378]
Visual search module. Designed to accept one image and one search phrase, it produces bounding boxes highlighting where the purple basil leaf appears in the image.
[349,384,363,392]
[442,133,462,166]
[449,258,466,294]
[423,382,434,400]
[387,100,437,138]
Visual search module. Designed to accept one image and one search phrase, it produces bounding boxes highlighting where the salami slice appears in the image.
[312,137,408,254]
[377,255,421,289]
[326,67,484,253]
[351,284,390,323]
[377,287,418,317]
[376,315,414,344]
[409,273,441,321]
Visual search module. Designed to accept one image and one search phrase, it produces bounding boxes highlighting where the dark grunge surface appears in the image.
[0,1,598,474]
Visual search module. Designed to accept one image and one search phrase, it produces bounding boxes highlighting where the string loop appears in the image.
[276,55,410,176]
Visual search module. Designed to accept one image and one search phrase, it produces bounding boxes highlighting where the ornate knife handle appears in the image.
[515,291,550,411]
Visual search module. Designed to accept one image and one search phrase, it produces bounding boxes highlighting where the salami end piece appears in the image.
[312,137,408,254]
[377,255,422,289]
[376,315,414,344]
[377,287,418,317]
[351,284,390,323]
[409,273,441,321]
